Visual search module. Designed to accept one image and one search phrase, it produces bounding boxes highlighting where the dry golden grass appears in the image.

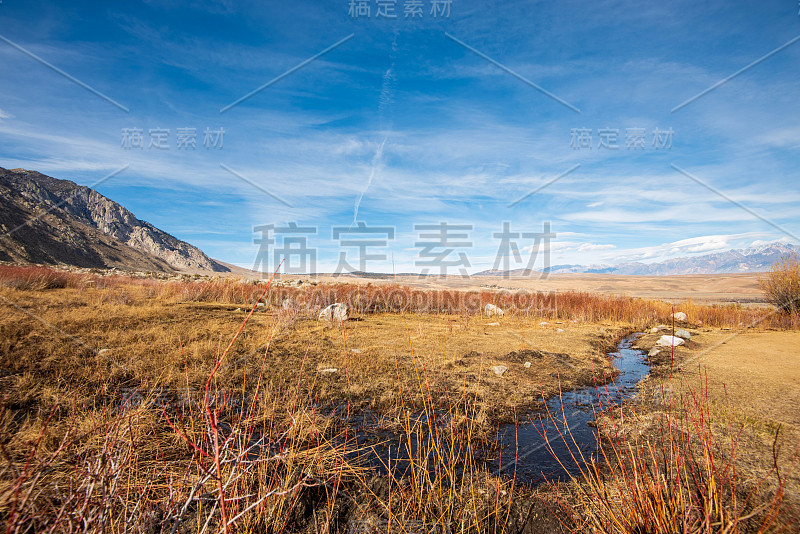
[1,264,798,532]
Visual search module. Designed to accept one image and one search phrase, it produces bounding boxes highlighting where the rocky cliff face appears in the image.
[0,167,229,273]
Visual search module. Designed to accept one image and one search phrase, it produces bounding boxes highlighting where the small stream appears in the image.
[350,333,650,484]
[492,333,650,484]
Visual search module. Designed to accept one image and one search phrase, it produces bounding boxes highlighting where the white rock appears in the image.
[539,322,550,326]
[656,335,685,347]
[256,302,265,307]
[556,328,564,332]
[319,368,338,374]
[484,303,505,317]
[671,312,687,322]
[492,365,508,376]
[648,347,660,357]
[319,303,348,322]
[97,349,111,357]
[486,322,501,326]
[524,361,532,368]
[675,329,692,340]
[351,348,362,354]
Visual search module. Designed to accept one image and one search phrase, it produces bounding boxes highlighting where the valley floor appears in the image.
[0,267,796,532]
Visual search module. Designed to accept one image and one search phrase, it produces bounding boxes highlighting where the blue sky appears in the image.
[0,0,798,273]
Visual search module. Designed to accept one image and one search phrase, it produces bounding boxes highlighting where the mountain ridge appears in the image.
[475,243,798,277]
[0,167,229,273]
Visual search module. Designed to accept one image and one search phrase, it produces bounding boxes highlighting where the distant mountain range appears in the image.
[2,167,796,277]
[475,243,798,277]
[0,167,228,273]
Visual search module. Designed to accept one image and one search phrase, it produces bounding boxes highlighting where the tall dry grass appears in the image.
[0,272,363,533]
[540,369,797,533]
[3,265,791,329]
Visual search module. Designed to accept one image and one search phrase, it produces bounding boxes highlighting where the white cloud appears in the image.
[578,243,616,252]
[0,109,13,121]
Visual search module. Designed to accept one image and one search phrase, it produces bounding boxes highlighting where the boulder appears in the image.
[656,335,684,347]
[319,303,348,322]
[492,365,508,376]
[484,303,505,317]
[671,312,687,322]
[675,329,692,340]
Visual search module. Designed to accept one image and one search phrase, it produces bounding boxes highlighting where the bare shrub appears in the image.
[760,253,800,314]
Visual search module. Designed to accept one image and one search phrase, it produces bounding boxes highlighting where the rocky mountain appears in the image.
[475,243,798,276]
[0,167,229,273]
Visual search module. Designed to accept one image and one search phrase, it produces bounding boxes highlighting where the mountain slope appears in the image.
[0,167,228,273]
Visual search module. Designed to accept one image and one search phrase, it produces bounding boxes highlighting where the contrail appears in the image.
[352,136,387,225]
[352,41,396,227]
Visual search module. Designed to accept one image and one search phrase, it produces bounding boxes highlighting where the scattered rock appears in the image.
[539,322,550,326]
[524,361,532,368]
[675,329,692,340]
[671,312,687,322]
[484,303,505,317]
[319,368,338,374]
[256,302,265,307]
[656,335,685,347]
[351,348,362,354]
[556,328,564,332]
[319,303,348,322]
[648,347,660,357]
[486,322,501,326]
[492,365,508,377]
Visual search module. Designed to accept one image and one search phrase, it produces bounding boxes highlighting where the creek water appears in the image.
[492,333,650,484]
[349,334,650,484]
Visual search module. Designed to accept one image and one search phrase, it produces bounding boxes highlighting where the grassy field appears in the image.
[0,265,797,532]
